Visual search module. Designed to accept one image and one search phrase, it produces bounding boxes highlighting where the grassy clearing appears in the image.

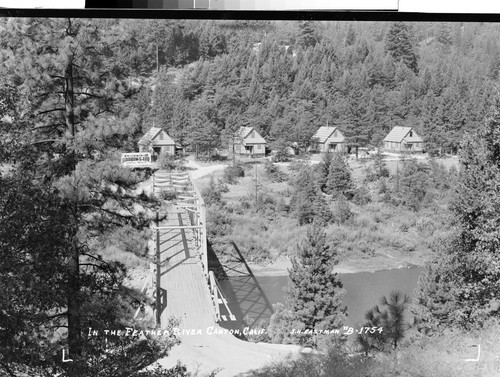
[348,155,459,178]
[197,157,455,270]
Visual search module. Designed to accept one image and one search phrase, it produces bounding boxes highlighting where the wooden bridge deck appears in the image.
[158,204,215,330]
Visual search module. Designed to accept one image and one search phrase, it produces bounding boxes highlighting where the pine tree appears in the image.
[289,167,317,225]
[436,23,453,54]
[0,18,172,375]
[385,22,418,74]
[446,98,500,327]
[345,24,356,46]
[187,99,222,159]
[326,153,355,199]
[286,226,346,338]
[372,148,390,180]
[412,97,500,330]
[317,151,332,193]
[297,21,319,49]
[312,193,333,224]
[396,158,430,211]
[0,173,71,375]
[358,291,411,354]
[410,259,458,335]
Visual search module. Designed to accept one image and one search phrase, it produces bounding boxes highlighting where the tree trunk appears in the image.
[67,231,81,358]
[64,43,82,358]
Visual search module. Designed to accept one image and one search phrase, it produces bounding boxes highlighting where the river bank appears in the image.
[247,250,429,277]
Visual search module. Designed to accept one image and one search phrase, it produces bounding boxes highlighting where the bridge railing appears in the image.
[188,172,208,278]
[133,273,154,320]
[150,170,218,324]
[208,271,221,322]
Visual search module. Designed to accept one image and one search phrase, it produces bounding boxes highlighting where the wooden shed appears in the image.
[138,127,176,159]
[234,127,266,157]
[311,126,346,153]
[383,126,424,153]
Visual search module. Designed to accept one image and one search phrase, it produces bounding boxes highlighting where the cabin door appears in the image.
[153,147,161,161]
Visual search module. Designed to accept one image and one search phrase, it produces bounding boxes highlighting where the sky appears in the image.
[0,0,499,11]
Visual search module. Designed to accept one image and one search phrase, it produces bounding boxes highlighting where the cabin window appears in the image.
[251,130,255,138]
[256,144,261,150]
[159,132,164,140]
[333,130,337,137]
[409,130,413,137]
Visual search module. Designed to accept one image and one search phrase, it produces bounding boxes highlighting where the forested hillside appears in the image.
[2,18,500,377]
[137,20,500,156]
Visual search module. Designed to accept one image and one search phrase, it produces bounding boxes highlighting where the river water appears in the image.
[217,267,424,331]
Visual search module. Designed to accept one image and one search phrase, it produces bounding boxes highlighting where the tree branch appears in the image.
[32,123,64,130]
[81,253,118,274]
[38,311,68,323]
[74,92,103,99]
[84,204,137,221]
[81,263,106,269]
[48,74,67,80]
[37,108,66,116]
[30,139,62,145]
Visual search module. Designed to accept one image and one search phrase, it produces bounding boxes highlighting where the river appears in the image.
[217,267,424,331]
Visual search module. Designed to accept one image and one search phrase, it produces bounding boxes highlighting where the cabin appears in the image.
[383,126,424,153]
[311,126,346,153]
[234,127,266,157]
[138,127,176,160]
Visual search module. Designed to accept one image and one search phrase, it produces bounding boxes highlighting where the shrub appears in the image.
[201,175,223,206]
[267,303,304,345]
[398,223,410,233]
[256,193,280,218]
[359,241,375,257]
[133,362,190,377]
[206,204,232,240]
[216,177,229,193]
[223,163,245,184]
[352,186,372,205]
[246,243,270,263]
[242,318,271,343]
[264,160,288,182]
[276,197,289,214]
[157,154,184,171]
[402,242,416,253]
[332,195,353,225]
[271,140,291,162]
[288,159,308,172]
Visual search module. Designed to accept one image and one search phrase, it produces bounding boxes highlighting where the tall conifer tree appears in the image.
[286,226,346,335]
[412,97,500,330]
[385,22,419,74]
[326,153,355,198]
[0,18,173,375]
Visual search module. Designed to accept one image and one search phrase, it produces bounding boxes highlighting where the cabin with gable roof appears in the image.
[311,126,346,153]
[138,127,176,160]
[234,127,266,157]
[383,126,424,153]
